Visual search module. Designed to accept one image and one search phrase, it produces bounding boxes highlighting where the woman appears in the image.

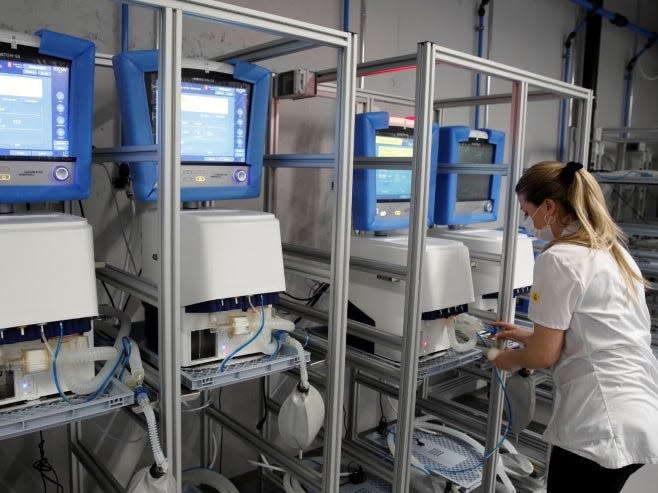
[491,161,658,493]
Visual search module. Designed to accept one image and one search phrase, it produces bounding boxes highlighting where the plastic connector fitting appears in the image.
[134,386,149,404]
[228,316,250,336]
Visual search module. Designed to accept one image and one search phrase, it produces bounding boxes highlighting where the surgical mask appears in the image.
[561,220,580,237]
[521,203,554,241]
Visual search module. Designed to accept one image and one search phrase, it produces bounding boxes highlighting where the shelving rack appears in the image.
[265,44,592,492]
[4,3,594,492]
[85,2,356,493]
[590,129,658,359]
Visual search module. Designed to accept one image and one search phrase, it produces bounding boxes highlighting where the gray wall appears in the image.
[0,0,656,492]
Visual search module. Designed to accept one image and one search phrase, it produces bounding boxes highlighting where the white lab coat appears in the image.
[528,242,658,469]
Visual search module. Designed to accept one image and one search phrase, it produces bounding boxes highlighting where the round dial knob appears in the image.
[233,169,248,183]
[53,166,70,182]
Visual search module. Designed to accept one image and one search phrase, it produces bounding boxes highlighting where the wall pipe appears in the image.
[569,0,656,41]
[121,3,129,52]
[474,0,490,129]
[558,18,587,161]
[342,0,349,31]
[623,38,657,127]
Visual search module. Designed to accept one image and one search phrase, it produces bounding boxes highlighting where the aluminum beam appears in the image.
[157,8,183,491]
[117,0,349,47]
[321,31,357,493]
[283,242,408,278]
[70,440,125,493]
[206,406,322,492]
[212,37,315,62]
[92,145,159,163]
[96,265,158,307]
[481,80,529,493]
[392,41,435,493]
[277,298,403,348]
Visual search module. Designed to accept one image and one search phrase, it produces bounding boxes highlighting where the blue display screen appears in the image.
[147,70,250,163]
[0,45,71,158]
[375,130,413,201]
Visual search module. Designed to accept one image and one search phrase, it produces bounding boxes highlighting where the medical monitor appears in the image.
[0,30,95,203]
[113,50,270,202]
[433,126,505,225]
[353,111,439,232]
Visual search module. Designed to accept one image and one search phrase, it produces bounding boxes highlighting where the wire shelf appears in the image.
[180,345,311,390]
[0,378,134,441]
[362,425,482,492]
[356,346,483,378]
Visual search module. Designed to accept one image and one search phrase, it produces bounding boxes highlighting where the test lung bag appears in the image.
[112,50,270,203]
[0,29,95,203]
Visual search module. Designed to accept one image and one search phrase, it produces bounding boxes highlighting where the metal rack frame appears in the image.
[266,43,592,493]
[77,1,357,492]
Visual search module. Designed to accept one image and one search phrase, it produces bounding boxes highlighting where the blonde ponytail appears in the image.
[516,161,648,295]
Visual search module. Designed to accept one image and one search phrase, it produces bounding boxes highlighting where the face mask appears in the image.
[560,221,579,237]
[521,203,554,241]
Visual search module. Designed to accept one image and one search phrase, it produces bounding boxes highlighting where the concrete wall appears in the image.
[0,0,656,491]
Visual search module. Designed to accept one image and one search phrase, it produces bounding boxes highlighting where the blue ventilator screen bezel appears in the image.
[112,50,270,203]
[433,125,505,225]
[353,111,440,232]
[0,30,95,204]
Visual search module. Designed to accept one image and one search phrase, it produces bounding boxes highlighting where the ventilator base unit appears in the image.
[0,213,98,406]
[348,235,475,361]
[429,228,534,311]
[142,209,287,367]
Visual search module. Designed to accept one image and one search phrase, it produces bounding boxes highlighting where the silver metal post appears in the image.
[347,368,360,440]
[579,94,593,166]
[265,96,279,214]
[392,41,435,493]
[200,390,211,467]
[481,80,528,493]
[68,422,84,493]
[158,7,183,491]
[359,0,367,89]
[321,31,356,493]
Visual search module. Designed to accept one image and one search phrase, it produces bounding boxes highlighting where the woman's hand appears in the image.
[490,348,521,372]
[488,321,533,344]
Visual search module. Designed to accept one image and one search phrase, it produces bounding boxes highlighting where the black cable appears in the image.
[256,378,268,431]
[33,431,64,493]
[281,292,317,302]
[293,282,329,325]
[218,388,223,471]
[78,200,86,218]
[376,393,388,435]
[101,281,117,308]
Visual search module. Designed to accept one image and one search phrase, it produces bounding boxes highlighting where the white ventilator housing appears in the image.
[0,213,98,329]
[0,213,98,405]
[429,228,534,311]
[142,208,287,366]
[349,235,475,361]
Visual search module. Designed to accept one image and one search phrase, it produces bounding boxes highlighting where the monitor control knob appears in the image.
[233,169,248,183]
[53,166,70,182]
